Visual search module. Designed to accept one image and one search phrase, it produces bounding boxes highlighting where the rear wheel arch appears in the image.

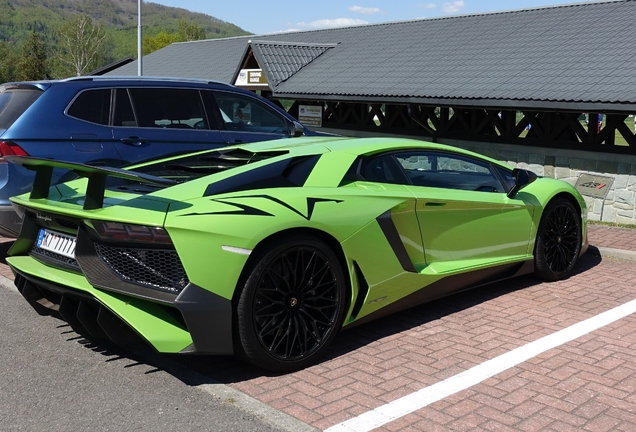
[231,228,352,371]
[232,227,351,306]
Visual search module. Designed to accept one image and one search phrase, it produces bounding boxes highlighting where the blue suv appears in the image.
[0,76,311,237]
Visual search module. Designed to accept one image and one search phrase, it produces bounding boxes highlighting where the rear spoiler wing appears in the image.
[5,156,177,210]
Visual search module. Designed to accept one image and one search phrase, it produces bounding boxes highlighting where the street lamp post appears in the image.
[138,0,143,76]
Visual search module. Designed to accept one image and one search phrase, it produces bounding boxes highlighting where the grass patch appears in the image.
[588,220,636,230]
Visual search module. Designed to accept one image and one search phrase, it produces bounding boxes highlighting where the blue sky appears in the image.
[150,0,590,35]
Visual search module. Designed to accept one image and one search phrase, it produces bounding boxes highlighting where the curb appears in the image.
[589,245,636,262]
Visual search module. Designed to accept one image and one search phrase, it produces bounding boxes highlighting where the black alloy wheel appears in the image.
[236,235,346,372]
[534,197,582,281]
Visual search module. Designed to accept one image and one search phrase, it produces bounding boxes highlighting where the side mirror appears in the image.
[288,120,305,137]
[507,168,537,199]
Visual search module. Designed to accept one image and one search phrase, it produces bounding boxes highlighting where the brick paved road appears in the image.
[2,224,636,431]
[588,224,636,251]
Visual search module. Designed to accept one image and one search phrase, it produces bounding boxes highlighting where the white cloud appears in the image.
[270,28,303,34]
[419,3,437,9]
[348,5,383,14]
[296,18,368,29]
[442,0,465,13]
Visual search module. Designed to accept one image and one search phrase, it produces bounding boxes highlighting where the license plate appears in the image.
[36,229,77,259]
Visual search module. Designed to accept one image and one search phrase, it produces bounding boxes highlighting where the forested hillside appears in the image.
[0,0,250,81]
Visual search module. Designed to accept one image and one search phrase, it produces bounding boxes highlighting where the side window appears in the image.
[212,92,289,134]
[67,89,111,125]
[362,154,408,184]
[395,151,504,192]
[113,88,136,127]
[494,165,515,192]
[125,88,209,129]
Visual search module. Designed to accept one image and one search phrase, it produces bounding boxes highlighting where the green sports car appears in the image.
[6,136,588,371]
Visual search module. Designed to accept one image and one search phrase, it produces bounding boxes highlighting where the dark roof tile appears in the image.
[108,0,636,111]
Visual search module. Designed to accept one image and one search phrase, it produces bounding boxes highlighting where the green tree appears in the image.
[56,14,107,77]
[0,41,20,84]
[177,18,206,41]
[142,31,181,55]
[18,30,48,81]
[142,19,206,55]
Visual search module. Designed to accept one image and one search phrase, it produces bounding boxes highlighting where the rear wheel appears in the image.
[534,198,581,281]
[235,235,346,372]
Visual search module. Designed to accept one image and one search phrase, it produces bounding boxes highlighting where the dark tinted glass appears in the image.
[67,89,111,125]
[128,88,208,129]
[363,154,408,184]
[494,165,515,192]
[0,88,43,129]
[114,88,136,127]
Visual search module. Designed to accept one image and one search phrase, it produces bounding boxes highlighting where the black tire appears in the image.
[235,235,347,372]
[534,197,582,281]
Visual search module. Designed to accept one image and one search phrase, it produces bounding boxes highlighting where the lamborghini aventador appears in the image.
[5,136,588,371]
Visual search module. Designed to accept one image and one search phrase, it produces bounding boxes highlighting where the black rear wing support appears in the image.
[5,156,177,210]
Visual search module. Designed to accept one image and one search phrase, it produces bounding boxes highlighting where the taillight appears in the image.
[87,220,173,245]
[0,141,29,161]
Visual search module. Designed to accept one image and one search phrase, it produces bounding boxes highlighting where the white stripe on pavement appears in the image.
[326,297,636,432]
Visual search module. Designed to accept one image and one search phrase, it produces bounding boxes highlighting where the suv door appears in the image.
[210,91,293,145]
[112,87,226,165]
[65,88,121,163]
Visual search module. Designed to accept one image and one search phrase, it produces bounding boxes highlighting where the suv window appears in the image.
[113,88,136,127]
[124,88,210,129]
[67,89,111,125]
[213,92,289,134]
[0,88,43,130]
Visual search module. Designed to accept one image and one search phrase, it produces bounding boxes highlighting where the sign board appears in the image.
[299,105,323,127]
[235,69,268,86]
[575,173,614,199]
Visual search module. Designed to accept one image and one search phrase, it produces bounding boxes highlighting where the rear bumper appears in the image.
[0,206,22,238]
[9,259,234,355]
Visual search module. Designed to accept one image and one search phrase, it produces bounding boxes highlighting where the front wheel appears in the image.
[235,235,347,372]
[534,198,582,281]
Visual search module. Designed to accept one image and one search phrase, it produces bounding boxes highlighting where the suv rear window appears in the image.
[67,89,111,125]
[0,88,43,130]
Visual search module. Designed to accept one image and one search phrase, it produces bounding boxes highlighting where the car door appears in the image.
[56,88,124,181]
[390,150,535,267]
[210,91,293,145]
[112,87,226,165]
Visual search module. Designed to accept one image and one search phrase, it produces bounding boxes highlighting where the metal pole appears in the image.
[137,0,142,76]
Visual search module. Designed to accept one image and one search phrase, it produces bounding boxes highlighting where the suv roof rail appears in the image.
[61,76,233,87]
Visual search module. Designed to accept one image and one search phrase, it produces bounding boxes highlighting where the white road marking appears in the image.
[326,297,636,432]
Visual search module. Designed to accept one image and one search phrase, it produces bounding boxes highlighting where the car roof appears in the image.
[61,76,232,87]
[0,76,234,90]
[226,136,512,169]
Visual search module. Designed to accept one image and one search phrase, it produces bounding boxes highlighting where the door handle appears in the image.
[120,137,148,146]
[230,139,243,144]
[425,202,446,207]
